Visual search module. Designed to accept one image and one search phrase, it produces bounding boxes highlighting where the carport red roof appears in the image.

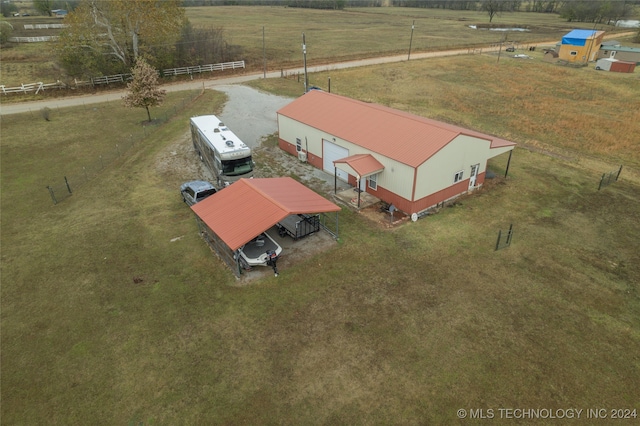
[277,90,516,168]
[191,177,340,251]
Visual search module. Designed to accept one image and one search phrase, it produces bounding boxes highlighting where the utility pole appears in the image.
[262,26,266,78]
[408,20,415,61]
[302,33,308,93]
[497,32,508,64]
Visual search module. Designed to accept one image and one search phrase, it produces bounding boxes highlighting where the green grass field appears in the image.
[2,7,640,425]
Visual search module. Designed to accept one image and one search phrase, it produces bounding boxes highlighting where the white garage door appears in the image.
[323,139,349,181]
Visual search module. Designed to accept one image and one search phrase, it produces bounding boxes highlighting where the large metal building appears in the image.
[277,91,516,216]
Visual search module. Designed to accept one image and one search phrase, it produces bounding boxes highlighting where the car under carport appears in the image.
[190,177,341,277]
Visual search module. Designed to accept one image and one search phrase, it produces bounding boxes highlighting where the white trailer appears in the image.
[190,115,254,187]
[595,58,616,71]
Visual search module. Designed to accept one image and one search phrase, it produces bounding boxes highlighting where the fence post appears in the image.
[83,166,88,181]
[616,165,623,181]
[495,229,502,251]
[99,155,104,169]
[46,186,58,205]
[64,176,72,194]
[506,224,513,245]
[598,173,605,190]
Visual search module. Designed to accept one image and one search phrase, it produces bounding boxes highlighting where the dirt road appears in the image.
[0,45,514,116]
[2,30,635,116]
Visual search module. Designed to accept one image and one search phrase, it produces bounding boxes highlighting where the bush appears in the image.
[0,21,13,44]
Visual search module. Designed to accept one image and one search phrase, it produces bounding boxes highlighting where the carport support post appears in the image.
[334,167,337,194]
[504,150,513,178]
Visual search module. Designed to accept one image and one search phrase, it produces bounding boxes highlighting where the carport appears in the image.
[191,177,341,277]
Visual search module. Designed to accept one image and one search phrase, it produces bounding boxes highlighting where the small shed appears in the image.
[610,60,636,73]
[190,177,340,277]
[596,58,636,73]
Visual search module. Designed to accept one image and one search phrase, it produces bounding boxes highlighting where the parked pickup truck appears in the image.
[277,214,320,240]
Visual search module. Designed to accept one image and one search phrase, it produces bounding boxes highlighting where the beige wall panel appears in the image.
[279,117,415,199]
[415,135,491,199]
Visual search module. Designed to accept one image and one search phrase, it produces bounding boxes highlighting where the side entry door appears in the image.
[469,164,480,189]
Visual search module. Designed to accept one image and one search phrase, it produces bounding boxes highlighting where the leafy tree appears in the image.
[0,21,13,44]
[1,2,18,17]
[123,57,166,123]
[57,0,184,76]
[33,0,55,16]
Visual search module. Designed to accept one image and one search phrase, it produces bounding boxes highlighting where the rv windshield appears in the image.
[222,156,253,176]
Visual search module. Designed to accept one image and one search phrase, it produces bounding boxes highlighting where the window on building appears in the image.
[454,171,464,183]
[296,138,302,152]
[570,51,577,56]
[368,173,378,190]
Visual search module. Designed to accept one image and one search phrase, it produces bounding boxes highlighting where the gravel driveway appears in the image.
[216,85,292,148]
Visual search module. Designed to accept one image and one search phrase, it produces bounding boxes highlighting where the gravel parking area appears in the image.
[215,85,293,148]
[157,84,349,283]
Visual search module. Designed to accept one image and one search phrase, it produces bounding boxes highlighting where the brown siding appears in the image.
[610,61,636,73]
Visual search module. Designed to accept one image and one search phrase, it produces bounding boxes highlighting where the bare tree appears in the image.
[481,0,507,23]
[57,0,184,74]
[122,58,166,123]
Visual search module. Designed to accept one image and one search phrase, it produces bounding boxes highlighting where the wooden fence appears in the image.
[8,36,59,42]
[162,61,245,76]
[73,74,131,88]
[23,24,67,29]
[1,60,245,95]
[0,81,66,95]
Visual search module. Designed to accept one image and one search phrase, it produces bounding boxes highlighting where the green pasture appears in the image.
[2,36,640,426]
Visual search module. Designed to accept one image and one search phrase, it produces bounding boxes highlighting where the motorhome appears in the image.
[190,115,253,187]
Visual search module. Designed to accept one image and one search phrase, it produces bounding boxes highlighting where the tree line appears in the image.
[55,0,244,80]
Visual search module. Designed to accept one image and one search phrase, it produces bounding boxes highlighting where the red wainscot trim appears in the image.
[410,180,470,214]
[278,138,322,169]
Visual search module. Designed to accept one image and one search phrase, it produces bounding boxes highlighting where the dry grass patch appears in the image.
[2,49,640,424]
[267,53,640,171]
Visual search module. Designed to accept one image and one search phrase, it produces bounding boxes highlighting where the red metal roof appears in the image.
[277,91,516,168]
[191,177,340,251]
[334,154,385,178]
